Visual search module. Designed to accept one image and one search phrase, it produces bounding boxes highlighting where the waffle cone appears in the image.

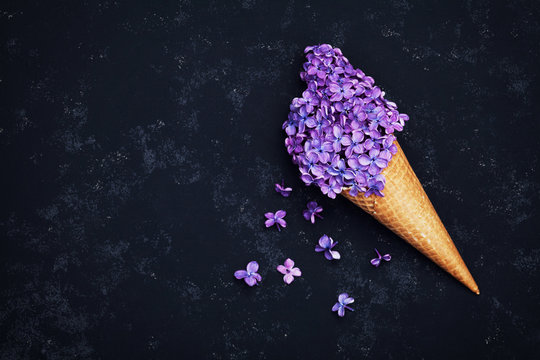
[342,141,479,294]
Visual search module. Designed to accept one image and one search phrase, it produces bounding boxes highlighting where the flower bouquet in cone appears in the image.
[284,44,479,294]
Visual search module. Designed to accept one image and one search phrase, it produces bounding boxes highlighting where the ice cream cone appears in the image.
[342,141,480,294]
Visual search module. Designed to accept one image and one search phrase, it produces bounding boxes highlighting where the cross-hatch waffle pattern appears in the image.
[342,141,479,294]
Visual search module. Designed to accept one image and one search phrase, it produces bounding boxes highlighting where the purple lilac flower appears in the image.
[370,248,391,267]
[284,44,409,198]
[332,293,354,317]
[264,210,287,231]
[275,180,292,197]
[285,135,304,155]
[276,258,302,284]
[327,155,355,184]
[365,175,385,197]
[234,261,262,286]
[344,130,364,158]
[358,149,388,175]
[348,172,368,197]
[303,201,323,223]
[315,234,340,260]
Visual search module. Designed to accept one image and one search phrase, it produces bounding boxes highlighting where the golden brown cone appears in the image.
[342,141,479,294]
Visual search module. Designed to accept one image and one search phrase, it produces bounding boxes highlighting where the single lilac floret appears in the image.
[332,293,354,317]
[303,201,323,224]
[276,258,302,284]
[234,261,262,287]
[370,248,391,267]
[365,174,385,197]
[315,234,340,260]
[264,210,287,231]
[275,180,292,197]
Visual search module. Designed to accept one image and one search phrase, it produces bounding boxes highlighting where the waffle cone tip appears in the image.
[342,141,479,294]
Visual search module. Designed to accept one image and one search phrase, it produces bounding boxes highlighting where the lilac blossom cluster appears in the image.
[284,44,409,198]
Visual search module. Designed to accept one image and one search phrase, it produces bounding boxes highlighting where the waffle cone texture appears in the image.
[342,141,479,294]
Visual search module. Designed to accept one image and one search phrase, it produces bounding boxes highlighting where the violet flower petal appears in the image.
[319,235,331,248]
[342,297,354,305]
[244,277,257,287]
[283,273,294,284]
[234,270,248,279]
[246,261,259,273]
[338,293,349,303]
[290,268,301,277]
[276,265,287,274]
[284,258,294,268]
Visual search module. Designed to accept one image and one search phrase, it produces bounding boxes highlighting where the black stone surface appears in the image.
[1,1,540,359]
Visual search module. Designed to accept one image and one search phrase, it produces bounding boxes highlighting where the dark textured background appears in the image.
[1,1,540,359]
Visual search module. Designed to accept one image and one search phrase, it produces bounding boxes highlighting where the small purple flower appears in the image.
[299,90,320,114]
[276,258,302,284]
[303,201,323,223]
[319,178,342,199]
[299,152,325,177]
[326,125,351,152]
[347,172,368,197]
[370,248,391,267]
[307,57,328,80]
[365,174,385,197]
[332,293,354,317]
[328,82,354,102]
[282,112,298,136]
[300,172,316,186]
[344,130,365,158]
[285,135,304,156]
[234,261,262,287]
[358,149,388,175]
[305,138,332,163]
[315,234,340,260]
[275,180,292,197]
[264,210,287,231]
[293,106,312,133]
[327,155,355,184]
